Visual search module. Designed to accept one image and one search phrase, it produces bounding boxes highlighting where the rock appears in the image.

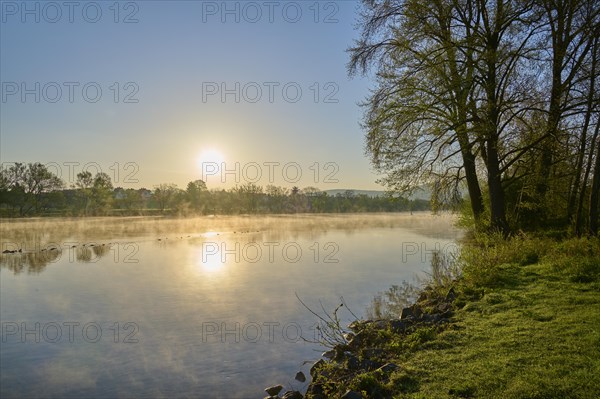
[389,319,409,333]
[437,302,452,313]
[348,320,365,332]
[333,345,349,361]
[362,347,385,359]
[294,371,306,382]
[371,319,389,329]
[421,314,442,323]
[310,359,325,378]
[401,304,423,320]
[341,390,363,399]
[360,358,382,371]
[421,311,452,323]
[445,287,457,302]
[343,332,355,342]
[264,384,283,396]
[306,383,324,397]
[377,363,400,373]
[321,349,336,359]
[346,354,361,371]
[282,390,303,399]
[347,331,363,349]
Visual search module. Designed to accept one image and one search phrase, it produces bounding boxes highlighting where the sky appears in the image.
[0,0,382,192]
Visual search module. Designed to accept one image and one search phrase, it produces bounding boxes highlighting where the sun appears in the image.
[197,148,225,169]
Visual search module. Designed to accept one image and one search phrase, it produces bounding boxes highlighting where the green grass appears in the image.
[382,236,600,398]
[307,235,600,398]
[370,235,600,398]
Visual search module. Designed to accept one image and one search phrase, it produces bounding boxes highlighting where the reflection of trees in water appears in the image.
[1,214,459,275]
[91,244,110,258]
[76,244,110,262]
[366,281,420,319]
[365,249,458,319]
[76,247,93,262]
[0,244,114,275]
[0,250,60,274]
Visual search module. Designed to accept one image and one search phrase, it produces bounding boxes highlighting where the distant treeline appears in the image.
[0,163,430,217]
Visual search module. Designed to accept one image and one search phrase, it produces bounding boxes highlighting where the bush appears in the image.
[548,237,600,283]
[459,232,550,288]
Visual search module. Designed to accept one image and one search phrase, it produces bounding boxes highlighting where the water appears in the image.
[0,213,461,398]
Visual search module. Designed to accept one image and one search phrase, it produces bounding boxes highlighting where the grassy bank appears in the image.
[307,234,600,398]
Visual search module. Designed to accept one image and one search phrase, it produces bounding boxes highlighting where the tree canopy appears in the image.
[349,0,600,235]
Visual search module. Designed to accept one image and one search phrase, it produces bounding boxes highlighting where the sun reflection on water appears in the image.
[194,241,225,274]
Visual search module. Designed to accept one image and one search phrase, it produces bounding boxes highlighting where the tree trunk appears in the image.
[480,0,509,235]
[537,1,567,204]
[574,37,598,235]
[457,124,485,222]
[487,139,510,235]
[588,131,600,236]
[442,8,485,225]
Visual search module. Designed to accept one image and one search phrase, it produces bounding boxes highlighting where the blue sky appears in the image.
[0,1,380,191]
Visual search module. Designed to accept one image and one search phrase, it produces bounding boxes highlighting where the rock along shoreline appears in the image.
[263,285,458,399]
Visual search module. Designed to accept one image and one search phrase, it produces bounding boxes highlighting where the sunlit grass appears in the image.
[386,236,600,398]
[324,235,600,398]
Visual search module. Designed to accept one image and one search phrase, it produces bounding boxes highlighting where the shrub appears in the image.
[459,232,550,288]
[548,237,600,282]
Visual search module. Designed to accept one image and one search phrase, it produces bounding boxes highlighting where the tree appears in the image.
[589,132,600,235]
[536,0,599,213]
[265,185,289,213]
[153,183,179,212]
[348,0,486,226]
[75,171,93,214]
[74,171,113,215]
[186,179,208,212]
[233,183,263,213]
[572,35,600,234]
[0,163,64,215]
[91,172,113,214]
[349,0,599,234]
[468,0,539,234]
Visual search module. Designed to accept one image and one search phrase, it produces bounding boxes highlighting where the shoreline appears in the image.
[264,233,600,399]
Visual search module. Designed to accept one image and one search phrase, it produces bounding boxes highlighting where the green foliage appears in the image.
[389,370,420,393]
[305,235,599,398]
[381,235,600,398]
[350,0,600,234]
[366,281,420,319]
[404,327,437,351]
[448,384,476,398]
[349,372,388,398]
[459,233,551,287]
[547,237,600,283]
[0,162,64,215]
[1,169,431,216]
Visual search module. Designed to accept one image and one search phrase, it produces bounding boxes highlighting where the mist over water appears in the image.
[1,213,461,398]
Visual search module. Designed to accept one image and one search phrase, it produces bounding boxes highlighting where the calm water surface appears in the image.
[0,213,461,398]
